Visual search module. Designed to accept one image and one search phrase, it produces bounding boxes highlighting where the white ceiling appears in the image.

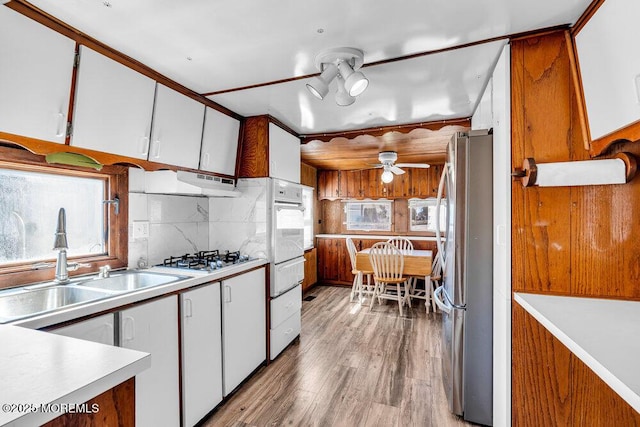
[24,0,592,135]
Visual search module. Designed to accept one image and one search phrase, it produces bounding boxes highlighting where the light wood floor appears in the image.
[203,285,476,427]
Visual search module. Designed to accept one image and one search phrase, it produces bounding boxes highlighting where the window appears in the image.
[302,186,314,249]
[408,198,445,233]
[345,200,393,231]
[0,147,128,289]
[0,168,106,265]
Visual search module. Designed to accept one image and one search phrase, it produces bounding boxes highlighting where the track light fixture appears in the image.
[306,47,369,106]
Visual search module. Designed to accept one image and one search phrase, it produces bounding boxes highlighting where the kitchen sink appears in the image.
[77,271,189,293]
[0,286,113,322]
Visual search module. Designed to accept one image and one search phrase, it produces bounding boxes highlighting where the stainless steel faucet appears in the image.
[53,208,90,283]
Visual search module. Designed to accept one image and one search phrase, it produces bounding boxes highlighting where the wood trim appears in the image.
[301,118,470,144]
[65,42,80,145]
[6,0,242,121]
[570,0,606,36]
[565,31,591,151]
[0,132,236,179]
[0,146,128,289]
[588,121,640,157]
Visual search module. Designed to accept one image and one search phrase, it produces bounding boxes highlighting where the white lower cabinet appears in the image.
[181,283,223,427]
[119,295,180,427]
[222,268,266,396]
[51,313,115,345]
[270,284,302,360]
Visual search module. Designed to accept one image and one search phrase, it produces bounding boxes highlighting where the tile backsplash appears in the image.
[128,169,209,268]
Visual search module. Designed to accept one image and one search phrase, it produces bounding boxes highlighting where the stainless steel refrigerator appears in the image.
[434,130,493,426]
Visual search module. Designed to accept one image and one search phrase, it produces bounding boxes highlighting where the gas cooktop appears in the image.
[158,250,253,272]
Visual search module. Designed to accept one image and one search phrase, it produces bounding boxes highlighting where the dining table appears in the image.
[355,248,435,312]
[355,248,433,277]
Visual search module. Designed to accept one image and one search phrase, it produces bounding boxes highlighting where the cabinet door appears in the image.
[337,239,355,283]
[221,268,266,396]
[268,122,300,182]
[340,170,362,199]
[317,238,340,281]
[150,84,205,169]
[181,283,222,427]
[362,169,384,198]
[0,7,74,144]
[391,170,410,198]
[302,248,318,292]
[318,170,340,200]
[71,46,156,158]
[52,313,114,345]
[200,107,240,175]
[575,0,640,140]
[120,295,180,427]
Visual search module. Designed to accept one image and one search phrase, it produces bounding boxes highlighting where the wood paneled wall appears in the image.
[511,30,640,424]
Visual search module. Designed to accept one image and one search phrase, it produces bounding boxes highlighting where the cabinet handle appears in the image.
[122,316,135,342]
[203,152,210,167]
[152,140,161,159]
[224,285,232,303]
[184,298,193,318]
[139,136,150,155]
[285,328,293,335]
[55,113,65,138]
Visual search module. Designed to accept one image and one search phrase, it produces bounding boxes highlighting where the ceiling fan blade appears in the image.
[395,163,430,169]
[367,163,384,169]
[390,165,405,175]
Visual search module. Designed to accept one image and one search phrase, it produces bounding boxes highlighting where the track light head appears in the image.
[305,63,338,100]
[335,75,355,106]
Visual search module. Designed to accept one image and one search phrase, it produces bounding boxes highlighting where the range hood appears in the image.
[144,170,241,197]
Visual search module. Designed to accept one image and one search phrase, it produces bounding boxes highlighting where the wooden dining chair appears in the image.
[387,237,413,252]
[387,237,424,309]
[346,237,373,303]
[368,242,410,315]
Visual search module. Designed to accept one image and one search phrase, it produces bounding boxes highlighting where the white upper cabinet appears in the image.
[268,122,300,183]
[575,0,640,140]
[149,84,205,169]
[71,46,156,158]
[200,107,240,176]
[0,7,75,144]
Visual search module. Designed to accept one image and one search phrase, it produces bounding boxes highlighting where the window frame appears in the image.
[344,200,393,232]
[0,146,128,290]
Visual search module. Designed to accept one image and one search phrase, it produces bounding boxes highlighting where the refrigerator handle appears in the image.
[433,286,452,314]
[434,166,448,266]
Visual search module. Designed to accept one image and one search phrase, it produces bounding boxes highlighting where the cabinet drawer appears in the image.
[270,285,301,329]
[270,311,301,360]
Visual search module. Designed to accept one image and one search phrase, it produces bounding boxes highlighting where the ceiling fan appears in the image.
[372,151,430,183]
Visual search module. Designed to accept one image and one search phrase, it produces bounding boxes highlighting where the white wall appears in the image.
[471,44,512,427]
[128,168,209,267]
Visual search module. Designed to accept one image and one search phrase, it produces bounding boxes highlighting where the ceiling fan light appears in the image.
[345,71,369,97]
[306,63,338,100]
[335,76,355,106]
[381,169,394,183]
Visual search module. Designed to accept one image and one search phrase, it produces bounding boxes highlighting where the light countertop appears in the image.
[10,259,268,330]
[514,292,640,413]
[0,259,268,426]
[0,324,150,427]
